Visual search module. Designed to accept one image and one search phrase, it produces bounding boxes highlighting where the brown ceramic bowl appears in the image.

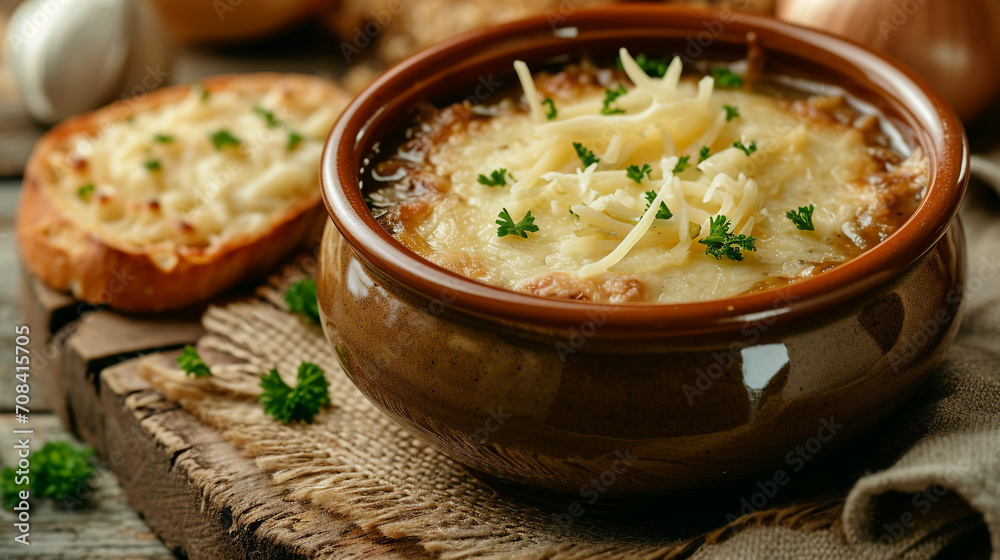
[318,7,969,495]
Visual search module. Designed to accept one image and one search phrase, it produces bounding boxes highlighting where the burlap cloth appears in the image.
[142,175,1000,559]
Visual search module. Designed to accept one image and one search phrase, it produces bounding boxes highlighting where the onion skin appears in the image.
[777,0,1000,122]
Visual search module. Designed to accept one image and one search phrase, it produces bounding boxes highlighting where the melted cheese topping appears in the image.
[373,51,927,303]
[47,78,342,270]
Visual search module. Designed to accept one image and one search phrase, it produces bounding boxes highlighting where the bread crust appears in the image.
[17,73,349,312]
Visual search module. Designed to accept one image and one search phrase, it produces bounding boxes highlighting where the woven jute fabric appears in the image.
[141,179,1000,560]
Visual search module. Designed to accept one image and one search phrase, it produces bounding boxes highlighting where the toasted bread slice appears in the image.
[17,73,351,312]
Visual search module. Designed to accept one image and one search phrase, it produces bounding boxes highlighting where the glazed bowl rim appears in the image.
[321,6,969,336]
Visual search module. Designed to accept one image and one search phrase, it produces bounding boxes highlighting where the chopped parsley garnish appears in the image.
[733,140,758,156]
[699,146,712,163]
[259,362,330,424]
[144,159,162,172]
[363,195,378,213]
[699,215,757,261]
[209,129,241,150]
[253,105,282,128]
[2,441,95,510]
[573,142,600,168]
[477,168,512,187]
[195,85,210,102]
[284,278,320,324]
[786,204,816,231]
[153,133,174,144]
[644,191,673,220]
[618,53,671,77]
[601,85,627,115]
[496,208,539,238]
[712,68,744,88]
[77,183,95,200]
[542,97,557,120]
[177,345,211,378]
[723,105,740,121]
[672,156,691,174]
[569,208,579,220]
[287,131,303,151]
[626,164,652,183]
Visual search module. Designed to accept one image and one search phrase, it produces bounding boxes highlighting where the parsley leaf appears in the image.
[287,131,303,151]
[601,85,627,115]
[253,105,282,128]
[259,362,330,424]
[542,97,557,120]
[733,140,757,156]
[672,156,691,174]
[496,208,539,238]
[644,191,673,220]
[712,68,744,88]
[32,442,96,504]
[177,345,211,378]
[699,215,757,261]
[618,53,671,77]
[284,278,320,324]
[786,204,816,231]
[626,164,652,183]
[209,129,241,151]
[723,104,740,121]
[77,183,95,201]
[195,85,210,102]
[699,146,712,163]
[1,441,96,510]
[153,133,174,144]
[0,468,21,510]
[573,142,600,168]
[144,159,161,172]
[477,168,512,187]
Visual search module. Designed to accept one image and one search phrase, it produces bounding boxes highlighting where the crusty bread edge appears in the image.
[17,73,350,313]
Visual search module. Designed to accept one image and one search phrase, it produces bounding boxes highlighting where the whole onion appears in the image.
[777,0,1000,121]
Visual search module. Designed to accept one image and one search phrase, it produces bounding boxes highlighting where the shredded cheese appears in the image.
[381,50,926,303]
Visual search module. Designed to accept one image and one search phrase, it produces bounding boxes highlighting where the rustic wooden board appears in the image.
[19,264,434,559]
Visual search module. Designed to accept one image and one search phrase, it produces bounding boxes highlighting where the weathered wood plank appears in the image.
[99,354,435,559]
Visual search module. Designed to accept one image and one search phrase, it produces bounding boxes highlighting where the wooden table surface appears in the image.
[0,12,364,555]
[0,179,177,558]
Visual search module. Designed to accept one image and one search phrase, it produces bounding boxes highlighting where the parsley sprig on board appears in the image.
[285,278,320,324]
[2,442,95,510]
[259,362,331,424]
[177,345,211,378]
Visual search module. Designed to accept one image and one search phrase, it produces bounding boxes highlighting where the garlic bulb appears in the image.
[4,0,170,125]
[776,0,1000,121]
